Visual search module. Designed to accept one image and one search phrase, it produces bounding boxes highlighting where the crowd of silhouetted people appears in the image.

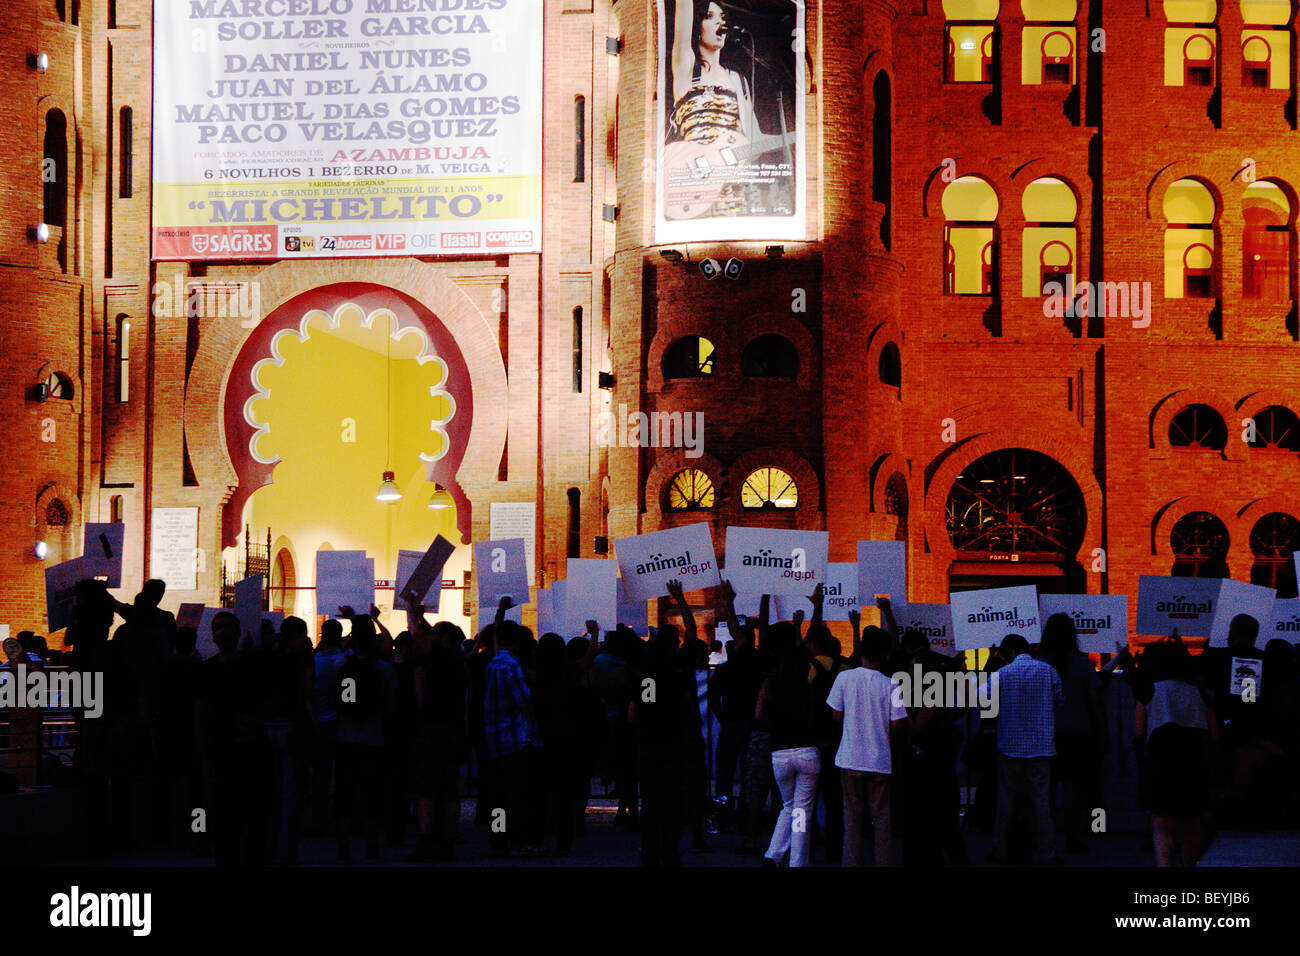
[2,575,1298,867]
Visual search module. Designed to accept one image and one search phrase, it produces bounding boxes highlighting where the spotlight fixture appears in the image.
[427,485,453,510]
[699,258,721,280]
[30,52,49,73]
[376,470,402,502]
[765,245,784,258]
[659,249,684,262]
[593,536,609,555]
[30,224,49,243]
[724,257,744,280]
[598,371,616,389]
[34,541,48,560]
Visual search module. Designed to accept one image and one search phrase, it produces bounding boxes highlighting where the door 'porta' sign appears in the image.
[950,585,1042,649]
[892,602,957,656]
[614,522,720,601]
[1135,575,1220,638]
[724,527,829,597]
[1038,594,1128,654]
[857,540,906,604]
[473,538,531,610]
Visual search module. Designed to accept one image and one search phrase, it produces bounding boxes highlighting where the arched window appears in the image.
[1250,511,1300,597]
[665,469,716,511]
[1241,1,1291,91]
[1245,404,1300,450]
[1022,177,1078,297]
[944,0,999,84]
[741,468,799,510]
[271,548,296,613]
[1170,510,1230,577]
[1242,181,1291,301]
[110,495,124,523]
[1163,178,1217,298]
[1164,1,1218,87]
[1169,404,1228,448]
[115,315,131,402]
[943,176,999,295]
[872,71,892,249]
[878,342,901,387]
[1021,2,1078,86]
[945,449,1085,556]
[741,334,799,378]
[46,370,74,400]
[45,498,70,526]
[884,471,909,542]
[43,110,68,228]
[662,335,715,379]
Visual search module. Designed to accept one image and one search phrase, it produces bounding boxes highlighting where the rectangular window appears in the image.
[119,107,133,198]
[572,307,583,393]
[574,96,586,182]
[116,316,130,402]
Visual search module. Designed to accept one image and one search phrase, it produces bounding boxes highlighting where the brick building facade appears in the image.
[3,0,1297,640]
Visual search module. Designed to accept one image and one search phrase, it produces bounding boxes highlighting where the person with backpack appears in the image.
[332,615,397,863]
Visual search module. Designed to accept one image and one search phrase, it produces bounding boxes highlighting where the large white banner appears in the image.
[857,541,906,604]
[1208,580,1275,648]
[774,562,858,622]
[655,0,806,243]
[153,0,542,261]
[892,602,957,657]
[564,559,618,638]
[614,522,720,600]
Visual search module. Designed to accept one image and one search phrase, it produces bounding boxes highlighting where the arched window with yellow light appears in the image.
[1242,180,1292,301]
[1163,178,1217,298]
[943,0,999,84]
[943,176,999,295]
[1163,1,1218,87]
[665,468,716,512]
[1241,0,1291,90]
[1021,176,1078,297]
[1021,0,1077,86]
[662,335,716,379]
[740,467,799,510]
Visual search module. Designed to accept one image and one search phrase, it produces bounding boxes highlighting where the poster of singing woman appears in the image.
[656,0,807,243]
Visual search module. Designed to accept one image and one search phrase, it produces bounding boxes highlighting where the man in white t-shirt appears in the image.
[826,627,908,867]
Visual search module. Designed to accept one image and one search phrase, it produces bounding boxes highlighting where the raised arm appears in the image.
[809,582,825,631]
[877,596,899,649]
[667,578,697,644]
[719,579,742,641]
[672,0,695,105]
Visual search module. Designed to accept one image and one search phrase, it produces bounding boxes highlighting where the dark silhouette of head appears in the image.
[999,633,1031,659]
[1227,613,1260,653]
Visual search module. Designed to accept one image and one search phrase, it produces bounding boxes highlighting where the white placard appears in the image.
[1038,594,1129,653]
[45,557,90,633]
[1230,656,1264,697]
[263,611,284,632]
[565,559,618,637]
[234,575,264,645]
[477,604,522,635]
[1135,575,1220,638]
[1265,596,1300,645]
[1209,579,1276,648]
[395,548,443,612]
[490,502,537,582]
[617,577,649,636]
[152,3,543,260]
[535,588,562,640]
[892,602,957,657]
[724,527,828,597]
[733,592,764,621]
[614,522,720,600]
[196,607,222,660]
[857,541,906,603]
[83,523,125,588]
[774,562,858,622]
[150,507,199,592]
[950,585,1042,649]
[315,551,375,619]
[473,539,531,610]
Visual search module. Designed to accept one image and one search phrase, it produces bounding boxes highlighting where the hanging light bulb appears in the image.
[427,484,453,510]
[376,470,402,502]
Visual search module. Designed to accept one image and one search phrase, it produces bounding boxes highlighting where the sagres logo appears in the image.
[634,549,712,577]
[1155,595,1213,618]
[50,886,151,936]
[892,666,999,718]
[599,403,704,458]
[1042,275,1152,328]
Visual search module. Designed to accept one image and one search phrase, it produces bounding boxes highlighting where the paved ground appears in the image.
[54,795,1299,867]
